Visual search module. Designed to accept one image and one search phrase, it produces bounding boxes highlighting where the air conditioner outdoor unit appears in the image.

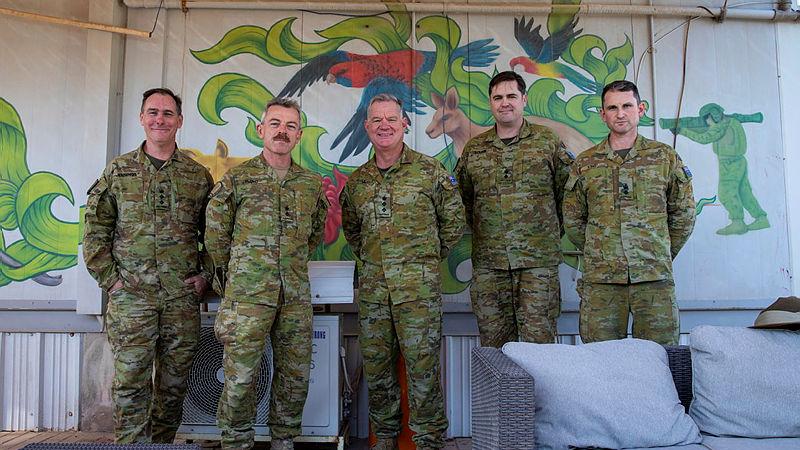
[178,314,343,445]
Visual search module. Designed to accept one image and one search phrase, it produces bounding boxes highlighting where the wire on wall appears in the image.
[672,19,692,149]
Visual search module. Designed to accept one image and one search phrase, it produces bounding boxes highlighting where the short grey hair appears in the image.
[261,97,302,122]
[367,93,403,110]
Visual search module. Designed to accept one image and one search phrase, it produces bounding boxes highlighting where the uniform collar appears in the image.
[599,134,644,163]
[363,144,415,179]
[256,153,302,181]
[485,119,533,147]
[136,141,182,168]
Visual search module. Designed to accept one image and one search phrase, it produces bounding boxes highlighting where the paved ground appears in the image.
[0,432,471,450]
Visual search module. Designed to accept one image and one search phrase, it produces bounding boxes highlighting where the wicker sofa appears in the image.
[470,345,798,450]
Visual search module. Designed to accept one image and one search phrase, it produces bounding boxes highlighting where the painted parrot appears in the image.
[278,39,499,162]
[509,16,598,94]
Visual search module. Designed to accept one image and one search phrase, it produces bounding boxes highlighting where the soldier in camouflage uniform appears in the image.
[563,80,696,345]
[455,71,574,348]
[83,88,213,443]
[340,94,464,450]
[205,98,328,450]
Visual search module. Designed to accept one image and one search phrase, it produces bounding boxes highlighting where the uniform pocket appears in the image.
[114,177,145,223]
[636,166,668,213]
[584,167,615,216]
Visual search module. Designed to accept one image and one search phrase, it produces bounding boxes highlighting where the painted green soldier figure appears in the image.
[662,103,768,235]
[340,94,465,450]
[205,98,328,450]
[83,88,213,443]
[455,71,574,348]
[563,80,696,345]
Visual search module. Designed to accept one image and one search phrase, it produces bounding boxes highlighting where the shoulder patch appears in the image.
[682,166,692,178]
[566,150,576,160]
[439,173,457,190]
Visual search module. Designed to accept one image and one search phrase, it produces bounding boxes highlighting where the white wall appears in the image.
[0,0,125,317]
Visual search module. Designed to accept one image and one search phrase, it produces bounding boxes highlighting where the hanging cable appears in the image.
[149,0,165,37]
[672,19,692,149]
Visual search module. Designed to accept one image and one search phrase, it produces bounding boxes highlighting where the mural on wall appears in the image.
[187,3,643,292]
[660,104,768,235]
[0,97,84,287]
[0,2,782,300]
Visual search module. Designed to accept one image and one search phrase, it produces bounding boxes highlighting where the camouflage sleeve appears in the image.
[205,174,236,294]
[677,121,726,144]
[339,181,361,259]
[198,168,215,283]
[562,165,587,251]
[309,181,329,259]
[82,172,119,291]
[553,140,575,234]
[454,147,474,230]
[434,164,466,259]
[667,156,696,259]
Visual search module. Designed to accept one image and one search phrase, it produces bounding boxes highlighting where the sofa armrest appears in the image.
[471,347,536,450]
[665,345,692,412]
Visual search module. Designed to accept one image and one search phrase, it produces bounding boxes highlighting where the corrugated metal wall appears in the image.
[0,332,81,431]
[443,336,478,438]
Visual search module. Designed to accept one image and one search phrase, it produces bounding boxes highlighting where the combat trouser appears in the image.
[358,269,448,450]
[578,279,680,345]
[470,265,561,348]
[214,296,312,449]
[105,288,200,444]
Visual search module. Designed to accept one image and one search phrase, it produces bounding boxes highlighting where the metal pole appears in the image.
[123,0,800,22]
[0,6,151,37]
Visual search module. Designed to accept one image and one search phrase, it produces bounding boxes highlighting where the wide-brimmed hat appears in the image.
[752,296,800,330]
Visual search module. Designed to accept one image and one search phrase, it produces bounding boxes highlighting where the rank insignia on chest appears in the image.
[376,191,392,218]
[154,181,171,210]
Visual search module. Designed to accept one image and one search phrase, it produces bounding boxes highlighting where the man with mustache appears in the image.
[455,71,574,347]
[340,94,464,450]
[563,80,696,345]
[83,88,213,443]
[205,98,328,450]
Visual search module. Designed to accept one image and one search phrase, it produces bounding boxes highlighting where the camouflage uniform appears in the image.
[455,120,573,347]
[83,144,213,443]
[563,134,695,345]
[340,146,464,450]
[205,156,327,449]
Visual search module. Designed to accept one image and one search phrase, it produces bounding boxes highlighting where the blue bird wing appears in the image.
[333,77,424,162]
[542,17,581,63]
[514,16,545,61]
[514,16,580,64]
[451,38,500,68]
[277,51,349,98]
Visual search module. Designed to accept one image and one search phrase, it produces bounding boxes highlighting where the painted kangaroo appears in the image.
[425,87,593,157]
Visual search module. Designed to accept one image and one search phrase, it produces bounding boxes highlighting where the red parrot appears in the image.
[278,40,499,162]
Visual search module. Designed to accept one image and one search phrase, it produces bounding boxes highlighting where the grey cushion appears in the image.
[689,326,800,438]
[626,445,707,450]
[700,435,800,450]
[503,339,701,450]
